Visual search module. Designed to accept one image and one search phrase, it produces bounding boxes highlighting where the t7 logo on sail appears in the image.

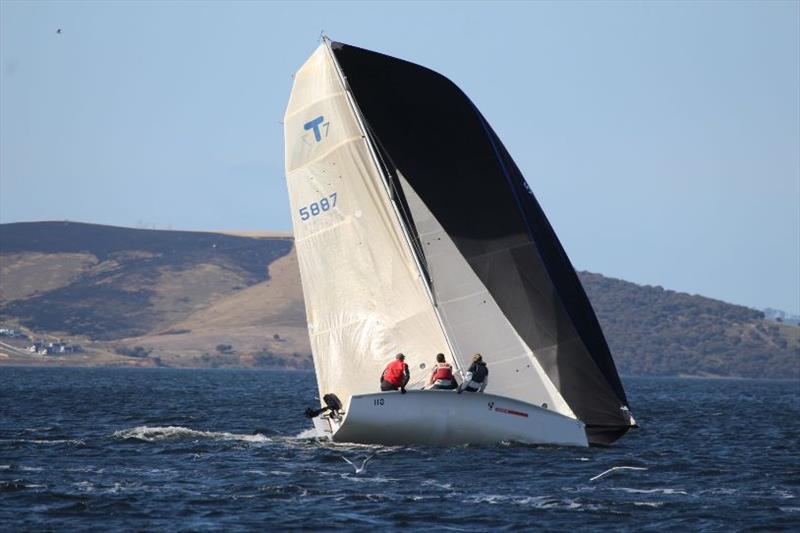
[303,115,330,144]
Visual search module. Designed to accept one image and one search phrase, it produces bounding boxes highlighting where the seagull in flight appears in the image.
[341,453,376,475]
[56,29,62,34]
[590,466,648,482]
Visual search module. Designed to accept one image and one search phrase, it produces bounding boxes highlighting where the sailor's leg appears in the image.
[380,381,397,391]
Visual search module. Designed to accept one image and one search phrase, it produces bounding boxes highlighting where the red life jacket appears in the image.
[432,363,453,381]
[383,359,407,387]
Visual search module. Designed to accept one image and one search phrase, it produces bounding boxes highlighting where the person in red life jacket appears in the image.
[425,353,459,390]
[457,353,489,393]
[380,353,410,393]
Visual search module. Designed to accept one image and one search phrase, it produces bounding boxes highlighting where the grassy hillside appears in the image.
[0,222,292,339]
[119,249,311,369]
[0,222,299,367]
[1,221,797,377]
[580,272,800,379]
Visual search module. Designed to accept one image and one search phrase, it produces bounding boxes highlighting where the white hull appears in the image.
[314,390,588,447]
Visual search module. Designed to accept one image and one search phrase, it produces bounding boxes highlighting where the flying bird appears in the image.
[56,29,62,34]
[589,466,648,482]
[341,453,376,475]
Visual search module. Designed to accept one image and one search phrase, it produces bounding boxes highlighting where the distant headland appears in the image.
[1,221,797,379]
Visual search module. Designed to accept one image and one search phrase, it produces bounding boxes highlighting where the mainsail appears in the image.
[285,40,634,445]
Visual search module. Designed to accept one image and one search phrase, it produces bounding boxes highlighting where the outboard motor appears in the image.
[304,393,343,419]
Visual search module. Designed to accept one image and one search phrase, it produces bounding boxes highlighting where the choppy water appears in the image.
[1,367,797,531]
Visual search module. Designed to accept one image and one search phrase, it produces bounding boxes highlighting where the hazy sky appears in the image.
[1,1,798,314]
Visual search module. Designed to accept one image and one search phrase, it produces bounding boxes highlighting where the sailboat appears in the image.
[284,38,636,447]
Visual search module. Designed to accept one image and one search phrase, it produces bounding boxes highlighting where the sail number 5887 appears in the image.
[299,192,338,221]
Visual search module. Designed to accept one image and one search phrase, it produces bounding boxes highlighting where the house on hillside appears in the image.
[27,341,83,355]
[28,342,44,353]
[0,328,28,339]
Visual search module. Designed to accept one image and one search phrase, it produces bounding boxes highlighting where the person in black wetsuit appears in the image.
[457,353,489,393]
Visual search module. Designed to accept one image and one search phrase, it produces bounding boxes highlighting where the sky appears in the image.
[1,1,798,314]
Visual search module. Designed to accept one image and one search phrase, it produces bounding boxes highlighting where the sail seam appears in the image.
[287,136,363,172]
[436,289,489,305]
[437,241,532,262]
[293,219,348,244]
[284,90,348,119]
[307,314,434,338]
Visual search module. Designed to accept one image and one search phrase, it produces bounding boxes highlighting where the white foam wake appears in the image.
[112,426,270,443]
[293,427,328,440]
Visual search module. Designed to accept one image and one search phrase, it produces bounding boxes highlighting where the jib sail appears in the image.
[284,44,451,406]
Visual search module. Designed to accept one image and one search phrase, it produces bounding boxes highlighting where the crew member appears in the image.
[380,353,410,393]
[457,353,489,393]
[426,353,458,390]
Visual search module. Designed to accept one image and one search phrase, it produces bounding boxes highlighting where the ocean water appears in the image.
[0,367,797,531]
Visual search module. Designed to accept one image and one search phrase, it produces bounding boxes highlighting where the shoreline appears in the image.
[3,361,797,381]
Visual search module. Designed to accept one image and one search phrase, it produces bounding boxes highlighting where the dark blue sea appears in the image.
[1,367,797,531]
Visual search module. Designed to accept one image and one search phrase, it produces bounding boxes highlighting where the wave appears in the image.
[421,480,454,491]
[0,480,47,491]
[1,438,85,446]
[464,493,599,510]
[633,501,665,508]
[611,487,689,496]
[242,469,293,477]
[111,426,270,443]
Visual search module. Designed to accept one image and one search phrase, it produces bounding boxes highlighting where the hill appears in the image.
[579,272,799,379]
[0,221,301,368]
[1,221,797,378]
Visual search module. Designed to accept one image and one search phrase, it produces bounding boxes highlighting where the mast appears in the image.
[320,37,463,376]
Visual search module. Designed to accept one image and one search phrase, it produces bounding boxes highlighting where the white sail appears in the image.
[284,45,451,403]
[396,173,576,418]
